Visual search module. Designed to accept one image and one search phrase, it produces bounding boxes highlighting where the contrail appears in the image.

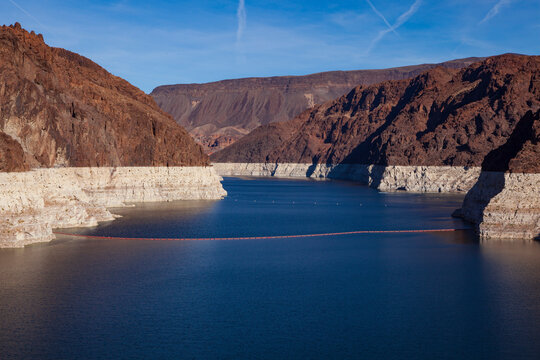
[236,0,247,44]
[480,0,513,24]
[365,0,398,36]
[366,0,421,54]
[7,0,46,28]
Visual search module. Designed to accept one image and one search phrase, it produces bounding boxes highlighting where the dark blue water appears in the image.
[1,177,540,359]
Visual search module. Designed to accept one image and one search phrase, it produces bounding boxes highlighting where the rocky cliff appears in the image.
[0,23,208,169]
[455,110,540,240]
[212,54,539,240]
[0,167,226,248]
[213,54,538,167]
[0,24,225,248]
[152,57,481,152]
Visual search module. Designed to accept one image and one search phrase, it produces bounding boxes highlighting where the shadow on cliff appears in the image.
[305,163,318,178]
[324,84,422,188]
[324,163,386,188]
[454,110,537,237]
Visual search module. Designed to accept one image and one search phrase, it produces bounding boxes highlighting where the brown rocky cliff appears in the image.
[0,23,208,170]
[152,57,482,152]
[212,54,540,172]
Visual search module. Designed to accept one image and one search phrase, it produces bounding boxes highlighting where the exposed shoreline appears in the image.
[2,163,536,246]
[213,162,540,241]
[212,163,482,193]
[0,166,226,248]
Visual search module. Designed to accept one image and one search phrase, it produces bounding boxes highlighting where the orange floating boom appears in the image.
[53,228,467,241]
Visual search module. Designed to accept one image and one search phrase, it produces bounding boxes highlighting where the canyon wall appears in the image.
[212,54,539,167]
[0,24,226,248]
[212,55,540,241]
[455,109,540,240]
[0,167,226,248]
[0,23,208,169]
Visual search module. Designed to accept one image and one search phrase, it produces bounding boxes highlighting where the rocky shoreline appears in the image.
[213,162,539,241]
[455,172,540,241]
[213,163,481,193]
[0,166,226,248]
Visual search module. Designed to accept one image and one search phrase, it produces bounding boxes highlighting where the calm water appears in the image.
[1,177,540,359]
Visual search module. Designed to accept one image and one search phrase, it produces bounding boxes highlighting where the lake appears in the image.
[1,177,540,359]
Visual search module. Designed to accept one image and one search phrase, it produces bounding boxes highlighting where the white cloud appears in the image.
[7,0,46,28]
[365,0,398,36]
[480,0,513,24]
[236,0,247,44]
[366,0,422,54]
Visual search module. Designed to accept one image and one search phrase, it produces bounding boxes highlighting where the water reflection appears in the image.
[479,240,540,358]
[56,199,221,239]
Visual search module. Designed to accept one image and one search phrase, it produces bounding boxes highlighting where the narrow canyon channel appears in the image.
[1,177,540,359]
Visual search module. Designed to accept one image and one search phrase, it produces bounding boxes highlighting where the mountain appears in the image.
[212,54,539,172]
[151,57,482,152]
[0,23,208,171]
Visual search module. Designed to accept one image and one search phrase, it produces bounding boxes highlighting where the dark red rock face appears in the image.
[0,132,27,172]
[212,54,540,173]
[152,57,482,152]
[0,23,208,171]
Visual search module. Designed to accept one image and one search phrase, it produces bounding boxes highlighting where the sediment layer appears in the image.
[0,166,226,248]
[213,163,481,193]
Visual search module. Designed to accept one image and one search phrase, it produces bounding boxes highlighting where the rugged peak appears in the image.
[461,53,537,82]
[2,22,45,47]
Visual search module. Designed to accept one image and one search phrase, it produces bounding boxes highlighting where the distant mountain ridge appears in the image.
[151,57,483,152]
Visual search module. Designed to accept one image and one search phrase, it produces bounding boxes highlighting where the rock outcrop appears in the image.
[456,172,539,241]
[456,110,540,240]
[0,167,227,247]
[152,57,482,152]
[212,54,540,240]
[214,163,482,193]
[0,24,226,247]
[0,23,208,168]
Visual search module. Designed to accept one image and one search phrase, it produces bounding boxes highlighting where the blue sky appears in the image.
[1,0,539,93]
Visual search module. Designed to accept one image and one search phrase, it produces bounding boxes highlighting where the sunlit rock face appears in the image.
[0,23,208,169]
[0,167,226,248]
[0,24,226,248]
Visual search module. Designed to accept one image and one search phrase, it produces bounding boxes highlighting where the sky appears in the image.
[1,0,539,93]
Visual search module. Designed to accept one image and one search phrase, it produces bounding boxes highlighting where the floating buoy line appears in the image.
[53,228,469,241]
